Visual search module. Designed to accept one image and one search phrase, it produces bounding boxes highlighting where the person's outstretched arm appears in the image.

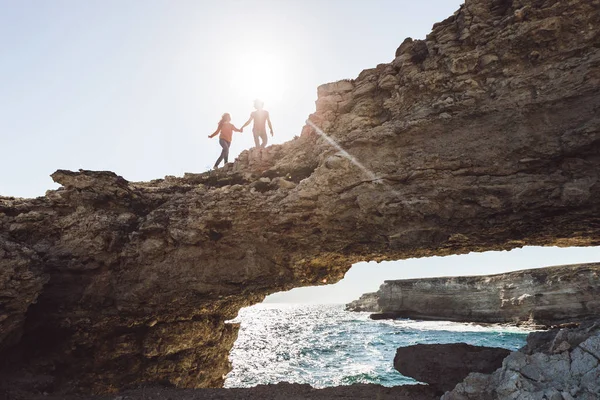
[240,113,254,131]
[208,124,221,138]
[232,125,242,133]
[267,112,274,136]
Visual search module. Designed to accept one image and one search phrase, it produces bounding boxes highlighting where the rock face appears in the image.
[345,292,380,312]
[0,237,47,351]
[1,0,600,394]
[373,264,600,326]
[443,320,600,399]
[394,343,511,393]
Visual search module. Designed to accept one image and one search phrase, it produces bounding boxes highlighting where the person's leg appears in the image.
[260,131,268,148]
[221,138,230,163]
[214,139,228,168]
[253,131,260,148]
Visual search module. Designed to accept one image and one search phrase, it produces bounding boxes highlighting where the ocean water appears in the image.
[225,303,530,388]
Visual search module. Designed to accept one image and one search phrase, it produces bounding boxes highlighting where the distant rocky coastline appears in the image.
[345,292,381,312]
[343,264,600,397]
[346,263,600,328]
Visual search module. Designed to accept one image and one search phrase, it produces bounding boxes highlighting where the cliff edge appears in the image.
[373,263,600,326]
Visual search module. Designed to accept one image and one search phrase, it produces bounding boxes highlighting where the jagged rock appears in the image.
[345,292,380,312]
[443,321,600,399]
[0,0,599,394]
[394,343,511,393]
[371,264,600,326]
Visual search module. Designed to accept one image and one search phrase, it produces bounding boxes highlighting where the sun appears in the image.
[229,52,287,105]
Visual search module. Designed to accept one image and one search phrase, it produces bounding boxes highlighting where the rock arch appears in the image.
[1,0,599,393]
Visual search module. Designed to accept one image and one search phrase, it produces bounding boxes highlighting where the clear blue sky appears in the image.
[2,1,598,303]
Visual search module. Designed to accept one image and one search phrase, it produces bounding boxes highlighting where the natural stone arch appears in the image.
[1,0,599,394]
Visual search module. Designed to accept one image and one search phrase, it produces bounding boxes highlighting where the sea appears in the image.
[224,303,530,388]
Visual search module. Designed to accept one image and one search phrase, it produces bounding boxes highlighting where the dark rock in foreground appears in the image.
[394,343,511,393]
[443,320,600,399]
[372,263,600,327]
[0,382,439,400]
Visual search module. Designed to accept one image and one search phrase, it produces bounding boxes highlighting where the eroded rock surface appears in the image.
[394,343,511,393]
[443,321,600,399]
[0,237,47,351]
[345,292,381,312]
[373,263,600,326]
[1,0,600,394]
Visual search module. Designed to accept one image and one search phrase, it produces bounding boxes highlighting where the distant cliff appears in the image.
[345,292,381,312]
[372,263,600,327]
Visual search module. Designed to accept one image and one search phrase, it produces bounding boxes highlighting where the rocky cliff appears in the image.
[1,0,600,394]
[373,263,600,326]
[345,292,381,312]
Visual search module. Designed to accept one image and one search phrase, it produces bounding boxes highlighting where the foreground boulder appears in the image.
[443,321,600,399]
[1,0,600,393]
[372,263,600,327]
[394,343,511,393]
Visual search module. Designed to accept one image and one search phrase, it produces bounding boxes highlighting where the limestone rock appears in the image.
[372,264,600,327]
[443,321,600,399]
[345,292,380,312]
[394,343,511,393]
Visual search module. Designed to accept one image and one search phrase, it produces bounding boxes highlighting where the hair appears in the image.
[218,113,231,126]
[253,99,264,109]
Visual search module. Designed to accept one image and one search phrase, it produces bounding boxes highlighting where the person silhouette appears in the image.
[241,99,273,148]
[208,113,242,169]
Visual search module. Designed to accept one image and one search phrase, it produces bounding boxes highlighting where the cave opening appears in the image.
[224,246,600,388]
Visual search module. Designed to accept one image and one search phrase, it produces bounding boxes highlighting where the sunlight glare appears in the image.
[229,51,287,105]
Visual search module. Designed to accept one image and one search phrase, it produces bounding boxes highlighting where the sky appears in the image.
[1,0,463,197]
[1,1,598,303]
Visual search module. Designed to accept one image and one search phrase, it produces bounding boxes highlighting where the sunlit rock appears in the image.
[371,264,600,327]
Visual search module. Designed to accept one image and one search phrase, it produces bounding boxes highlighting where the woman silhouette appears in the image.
[208,113,242,169]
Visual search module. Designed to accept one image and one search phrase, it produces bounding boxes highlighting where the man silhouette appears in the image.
[241,99,273,148]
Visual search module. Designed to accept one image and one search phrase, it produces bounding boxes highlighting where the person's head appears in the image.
[253,99,264,110]
[219,113,231,124]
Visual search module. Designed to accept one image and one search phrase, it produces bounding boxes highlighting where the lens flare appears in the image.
[230,52,287,105]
